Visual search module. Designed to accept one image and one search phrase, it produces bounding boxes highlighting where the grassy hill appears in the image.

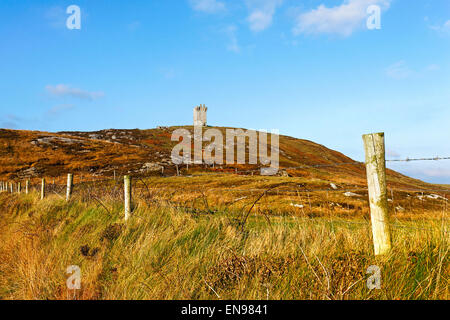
[0,127,441,192]
[0,127,448,300]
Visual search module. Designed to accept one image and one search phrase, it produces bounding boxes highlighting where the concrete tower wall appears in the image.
[193,104,207,127]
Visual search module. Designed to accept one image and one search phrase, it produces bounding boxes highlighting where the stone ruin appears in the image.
[193,104,207,127]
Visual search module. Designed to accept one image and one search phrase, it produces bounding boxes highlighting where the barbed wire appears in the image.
[4,178,450,195]
[386,156,450,162]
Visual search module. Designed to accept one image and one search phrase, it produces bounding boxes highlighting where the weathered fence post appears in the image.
[124,175,132,221]
[9,182,13,193]
[26,180,29,194]
[17,182,21,193]
[41,178,46,200]
[66,174,73,201]
[363,132,392,256]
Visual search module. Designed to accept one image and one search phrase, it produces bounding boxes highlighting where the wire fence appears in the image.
[386,156,450,162]
[1,154,449,236]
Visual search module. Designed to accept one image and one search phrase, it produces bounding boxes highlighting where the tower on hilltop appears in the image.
[193,104,207,127]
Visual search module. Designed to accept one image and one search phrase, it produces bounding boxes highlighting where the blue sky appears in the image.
[0,0,449,183]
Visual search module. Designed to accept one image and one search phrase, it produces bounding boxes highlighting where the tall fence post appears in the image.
[17,182,21,193]
[363,132,392,256]
[9,182,13,193]
[124,175,132,221]
[41,178,46,200]
[26,180,29,194]
[66,174,73,201]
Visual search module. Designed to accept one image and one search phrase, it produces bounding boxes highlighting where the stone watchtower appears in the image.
[193,104,207,127]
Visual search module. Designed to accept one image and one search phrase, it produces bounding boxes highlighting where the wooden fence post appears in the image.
[9,182,13,193]
[66,174,73,201]
[41,178,45,200]
[26,180,29,194]
[124,175,132,221]
[17,182,21,193]
[363,132,392,256]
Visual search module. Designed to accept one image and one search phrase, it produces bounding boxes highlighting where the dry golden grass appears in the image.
[0,175,448,300]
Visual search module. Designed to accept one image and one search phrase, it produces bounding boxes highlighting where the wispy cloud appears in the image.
[385,61,413,80]
[386,149,401,158]
[246,0,283,32]
[44,6,66,29]
[127,21,141,31]
[0,115,22,129]
[425,64,440,72]
[293,0,391,37]
[429,20,450,35]
[159,68,176,79]
[418,168,450,179]
[46,104,75,116]
[45,84,105,101]
[189,0,225,14]
[400,167,450,183]
[225,25,240,53]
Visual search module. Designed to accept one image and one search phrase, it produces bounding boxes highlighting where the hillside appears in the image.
[0,127,441,191]
[0,127,448,300]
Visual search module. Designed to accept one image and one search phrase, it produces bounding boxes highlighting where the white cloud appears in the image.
[430,20,450,34]
[189,0,225,14]
[425,64,440,71]
[44,6,66,28]
[293,0,391,36]
[399,167,450,183]
[445,20,450,30]
[0,115,22,129]
[225,25,240,53]
[246,0,283,32]
[127,21,141,31]
[160,68,176,79]
[46,84,104,101]
[385,61,413,80]
[386,149,401,158]
[46,104,75,116]
[420,168,450,178]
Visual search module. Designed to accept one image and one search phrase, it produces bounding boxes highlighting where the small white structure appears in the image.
[193,104,207,127]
